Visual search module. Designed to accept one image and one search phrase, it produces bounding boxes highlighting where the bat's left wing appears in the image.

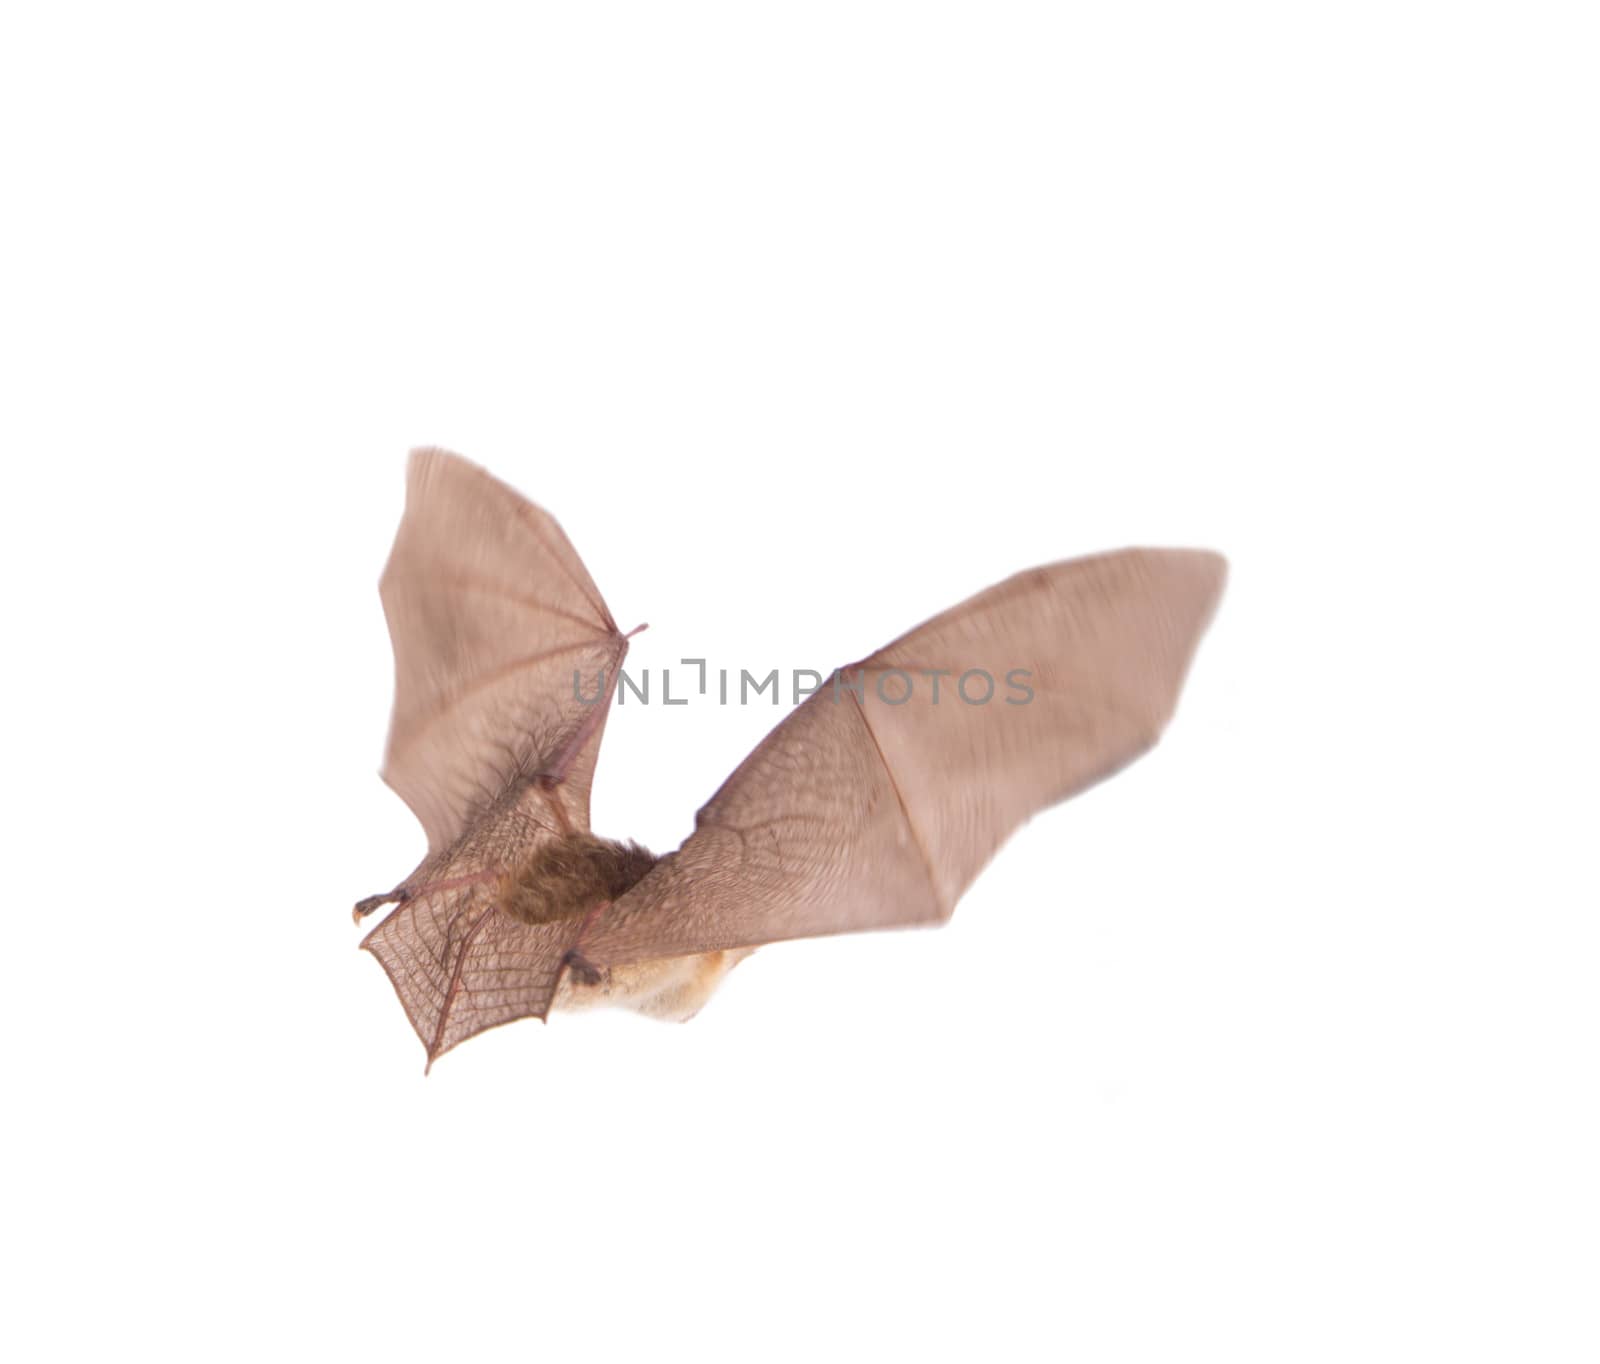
[571,548,1225,974]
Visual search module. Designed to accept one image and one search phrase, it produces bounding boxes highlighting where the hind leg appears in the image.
[351,870,502,924]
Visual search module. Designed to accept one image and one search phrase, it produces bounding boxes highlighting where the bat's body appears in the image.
[467,827,744,1018]
[355,449,1226,1066]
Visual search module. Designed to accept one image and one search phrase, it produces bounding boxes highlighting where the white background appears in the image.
[3,4,1596,1361]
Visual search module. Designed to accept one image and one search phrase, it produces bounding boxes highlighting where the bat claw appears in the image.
[352,890,404,924]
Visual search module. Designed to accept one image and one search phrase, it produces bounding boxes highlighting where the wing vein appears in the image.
[511,502,611,625]
[436,573,615,635]
[844,689,951,918]
[389,637,604,758]
[429,900,498,1062]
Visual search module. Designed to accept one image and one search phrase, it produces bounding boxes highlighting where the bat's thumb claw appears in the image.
[563,950,605,988]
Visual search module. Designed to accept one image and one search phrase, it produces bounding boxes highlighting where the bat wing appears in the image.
[575,549,1225,969]
[360,449,634,1065]
[376,447,631,850]
[364,869,587,1067]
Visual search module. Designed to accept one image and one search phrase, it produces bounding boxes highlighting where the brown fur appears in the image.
[552,947,755,1018]
[499,833,753,1019]
[498,833,658,926]
[496,826,752,1018]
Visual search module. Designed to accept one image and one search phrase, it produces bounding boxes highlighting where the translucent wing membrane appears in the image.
[363,872,582,1066]
[379,448,627,850]
[361,450,631,1062]
[579,550,1225,967]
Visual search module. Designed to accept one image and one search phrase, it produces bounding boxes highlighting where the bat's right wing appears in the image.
[358,448,635,1066]
[375,447,631,851]
[575,549,1225,969]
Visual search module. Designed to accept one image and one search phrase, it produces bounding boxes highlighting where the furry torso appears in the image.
[499,832,658,927]
[499,832,750,1020]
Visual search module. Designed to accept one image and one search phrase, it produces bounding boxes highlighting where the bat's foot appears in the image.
[352,889,408,925]
[353,870,504,924]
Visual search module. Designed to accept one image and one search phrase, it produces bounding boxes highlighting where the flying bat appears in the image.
[354,448,1226,1066]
